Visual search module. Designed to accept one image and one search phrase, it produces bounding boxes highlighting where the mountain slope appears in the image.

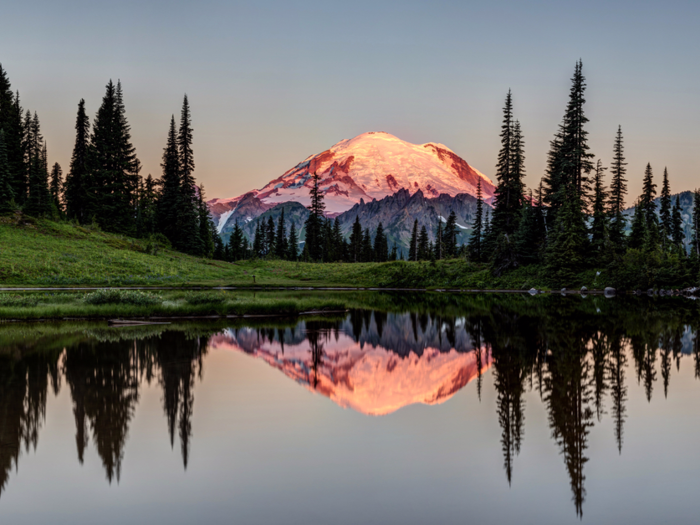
[209,131,495,230]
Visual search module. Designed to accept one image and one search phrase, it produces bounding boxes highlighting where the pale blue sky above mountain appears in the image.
[1,0,698,202]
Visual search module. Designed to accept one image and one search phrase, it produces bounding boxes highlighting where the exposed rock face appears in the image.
[209,131,495,233]
[219,188,484,249]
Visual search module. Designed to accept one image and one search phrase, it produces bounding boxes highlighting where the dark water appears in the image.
[1,294,699,524]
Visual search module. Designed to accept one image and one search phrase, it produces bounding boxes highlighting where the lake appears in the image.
[0,292,699,524]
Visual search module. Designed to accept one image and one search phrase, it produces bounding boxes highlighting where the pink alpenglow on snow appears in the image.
[209,328,492,416]
[208,132,495,230]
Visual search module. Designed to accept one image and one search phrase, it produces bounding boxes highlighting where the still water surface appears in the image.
[1,294,699,524]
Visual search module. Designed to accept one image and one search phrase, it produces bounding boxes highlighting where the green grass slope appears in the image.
[0,215,575,289]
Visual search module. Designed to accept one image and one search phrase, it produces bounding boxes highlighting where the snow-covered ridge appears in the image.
[208,131,495,224]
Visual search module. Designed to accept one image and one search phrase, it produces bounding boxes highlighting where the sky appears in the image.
[1,0,698,204]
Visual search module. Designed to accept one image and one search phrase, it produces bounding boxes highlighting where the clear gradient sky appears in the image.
[1,0,698,204]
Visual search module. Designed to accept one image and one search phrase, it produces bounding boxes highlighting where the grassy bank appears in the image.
[0,289,346,320]
[1,216,602,290]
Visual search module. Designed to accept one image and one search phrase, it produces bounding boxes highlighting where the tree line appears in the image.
[466,61,700,288]
[0,65,218,257]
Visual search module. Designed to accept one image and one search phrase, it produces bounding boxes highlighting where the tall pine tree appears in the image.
[608,126,628,252]
[659,167,672,247]
[589,160,609,261]
[49,162,62,213]
[64,99,90,223]
[0,65,26,204]
[0,129,14,212]
[176,95,200,253]
[304,172,326,261]
[468,179,484,262]
[158,115,181,246]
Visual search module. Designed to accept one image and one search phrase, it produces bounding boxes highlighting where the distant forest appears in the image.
[1,62,699,288]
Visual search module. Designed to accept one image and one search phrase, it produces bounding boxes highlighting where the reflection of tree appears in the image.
[0,349,61,498]
[64,341,140,483]
[631,339,657,403]
[590,332,608,421]
[607,335,627,454]
[146,333,207,469]
[305,324,326,390]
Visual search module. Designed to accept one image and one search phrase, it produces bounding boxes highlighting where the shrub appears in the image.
[183,291,228,305]
[0,294,39,308]
[83,289,162,306]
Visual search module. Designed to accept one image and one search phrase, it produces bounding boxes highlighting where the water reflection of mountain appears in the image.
[209,312,491,416]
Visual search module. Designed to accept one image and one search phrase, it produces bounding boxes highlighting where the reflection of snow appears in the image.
[210,313,492,416]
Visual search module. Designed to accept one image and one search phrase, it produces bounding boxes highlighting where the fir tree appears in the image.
[86,81,140,234]
[49,162,62,213]
[304,172,326,261]
[692,189,700,258]
[608,126,628,215]
[434,221,444,260]
[274,209,288,259]
[417,225,430,261]
[331,218,344,262]
[361,228,373,262]
[659,167,672,247]
[213,234,225,261]
[136,174,158,237]
[349,216,363,262]
[197,184,215,257]
[287,222,298,260]
[490,92,524,239]
[25,114,51,216]
[176,95,200,253]
[374,222,388,262]
[544,189,590,285]
[671,196,684,248]
[0,129,14,212]
[444,211,458,257]
[627,199,647,251]
[608,127,628,253]
[64,100,90,223]
[229,221,245,261]
[409,219,418,261]
[590,160,609,259]
[468,179,484,262]
[514,189,546,266]
[640,163,660,249]
[543,61,594,227]
[158,115,181,246]
[0,65,25,204]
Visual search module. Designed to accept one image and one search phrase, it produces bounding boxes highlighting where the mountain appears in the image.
[208,131,495,232]
[623,190,695,250]
[208,312,491,416]
[219,188,482,249]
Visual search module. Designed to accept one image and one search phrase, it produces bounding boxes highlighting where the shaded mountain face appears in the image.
[208,312,491,416]
[623,191,695,250]
[208,131,495,231]
[219,188,483,249]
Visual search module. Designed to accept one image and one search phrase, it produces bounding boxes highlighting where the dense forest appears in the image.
[1,62,699,288]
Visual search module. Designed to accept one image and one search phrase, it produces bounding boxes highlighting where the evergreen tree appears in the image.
[25,114,51,216]
[0,129,14,212]
[213,233,225,261]
[490,92,524,239]
[417,225,430,260]
[608,127,628,253]
[85,81,140,234]
[434,221,444,260]
[659,167,672,247]
[197,184,215,257]
[408,219,418,261]
[374,222,388,262]
[608,126,628,215]
[229,221,245,261]
[304,172,326,261]
[390,245,398,261]
[287,222,298,260]
[274,209,288,259]
[514,189,546,266]
[331,218,344,262]
[640,163,660,249]
[692,189,700,258]
[543,61,594,227]
[590,160,609,259]
[671,196,684,248]
[0,65,25,204]
[627,199,647,251]
[176,96,200,253]
[468,179,484,262]
[157,115,181,246]
[544,189,590,285]
[349,216,363,262]
[444,211,458,257]
[49,162,62,213]
[136,174,158,237]
[64,100,90,223]
[361,228,373,262]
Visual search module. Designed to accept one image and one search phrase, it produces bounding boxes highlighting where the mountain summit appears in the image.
[208,132,495,230]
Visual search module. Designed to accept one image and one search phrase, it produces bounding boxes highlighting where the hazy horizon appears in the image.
[2,0,698,204]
